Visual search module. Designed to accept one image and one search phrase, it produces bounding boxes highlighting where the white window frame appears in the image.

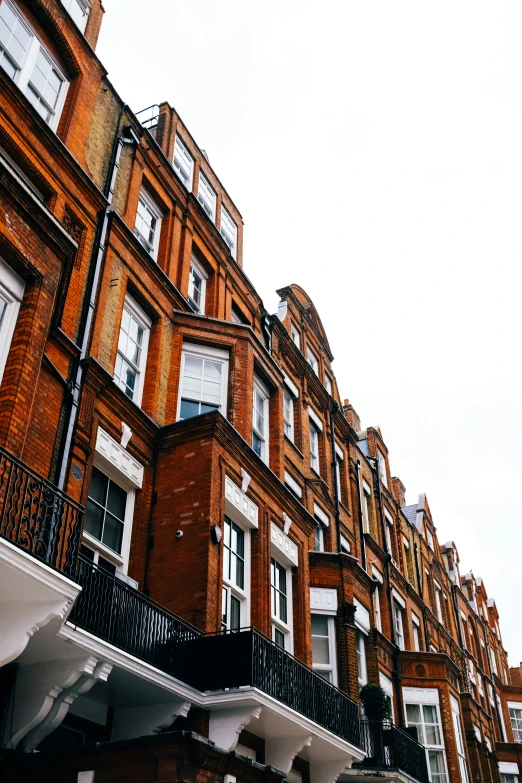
[434,580,443,624]
[222,515,250,631]
[307,345,319,374]
[134,188,162,260]
[362,480,372,534]
[187,255,208,314]
[508,703,522,743]
[271,556,293,652]
[0,0,69,131]
[356,629,368,690]
[197,170,217,222]
[60,0,91,33]
[377,449,388,488]
[340,534,350,554]
[451,696,470,783]
[325,374,332,395]
[372,566,383,632]
[309,418,320,473]
[0,257,24,386]
[177,342,229,421]
[113,294,151,407]
[220,204,238,259]
[252,375,269,463]
[283,389,294,442]
[403,688,449,783]
[290,323,300,348]
[412,612,421,652]
[393,600,405,650]
[311,613,338,686]
[314,518,325,552]
[172,133,194,190]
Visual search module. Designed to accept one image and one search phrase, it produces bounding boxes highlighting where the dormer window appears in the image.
[188,256,207,314]
[220,205,237,259]
[173,134,194,190]
[197,171,216,222]
[0,0,69,131]
[61,0,91,33]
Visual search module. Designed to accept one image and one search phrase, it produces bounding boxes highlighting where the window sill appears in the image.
[284,435,304,459]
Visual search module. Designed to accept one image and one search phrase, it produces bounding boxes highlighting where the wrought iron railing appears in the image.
[357,720,430,783]
[0,446,83,577]
[135,104,159,134]
[181,627,362,748]
[70,555,203,674]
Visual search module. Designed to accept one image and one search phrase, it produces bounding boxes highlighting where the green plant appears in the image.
[359,683,392,722]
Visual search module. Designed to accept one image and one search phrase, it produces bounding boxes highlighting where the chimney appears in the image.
[391,477,406,506]
[343,399,361,433]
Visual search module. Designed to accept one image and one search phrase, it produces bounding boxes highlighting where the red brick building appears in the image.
[0,2,521,783]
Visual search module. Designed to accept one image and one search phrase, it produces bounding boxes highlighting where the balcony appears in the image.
[181,627,362,749]
[352,720,429,783]
[69,554,203,672]
[0,445,82,578]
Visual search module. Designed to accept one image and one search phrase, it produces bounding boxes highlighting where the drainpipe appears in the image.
[56,110,138,490]
[329,401,342,554]
[368,456,405,728]
[354,460,367,570]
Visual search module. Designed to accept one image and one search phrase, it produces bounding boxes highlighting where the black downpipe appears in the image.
[56,107,133,491]
[354,460,367,570]
[142,449,158,595]
[369,456,405,728]
[329,401,342,554]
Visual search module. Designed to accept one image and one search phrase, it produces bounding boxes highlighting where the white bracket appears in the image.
[111,699,191,741]
[208,704,261,752]
[265,734,313,775]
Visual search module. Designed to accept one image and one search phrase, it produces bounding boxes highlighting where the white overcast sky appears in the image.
[97,1,522,663]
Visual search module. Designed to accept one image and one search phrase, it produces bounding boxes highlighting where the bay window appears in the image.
[113,294,151,406]
[134,188,162,260]
[188,256,207,314]
[222,516,248,632]
[172,134,194,189]
[0,257,24,386]
[0,0,68,130]
[404,688,449,783]
[178,343,229,420]
[252,376,269,462]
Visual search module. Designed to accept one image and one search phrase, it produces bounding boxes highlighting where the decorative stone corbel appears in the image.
[283,513,292,535]
[309,757,351,783]
[7,655,112,750]
[112,700,191,741]
[265,734,313,774]
[208,704,261,752]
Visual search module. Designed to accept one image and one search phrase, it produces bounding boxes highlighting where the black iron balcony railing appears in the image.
[0,445,82,578]
[70,555,203,672]
[357,720,430,783]
[181,628,362,748]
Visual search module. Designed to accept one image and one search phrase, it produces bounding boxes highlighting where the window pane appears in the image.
[311,614,328,635]
[107,480,127,521]
[200,402,219,415]
[230,595,241,631]
[98,555,116,575]
[312,636,330,665]
[274,628,285,649]
[252,432,262,457]
[88,467,108,505]
[102,513,124,553]
[406,704,422,726]
[84,499,103,540]
[180,399,200,420]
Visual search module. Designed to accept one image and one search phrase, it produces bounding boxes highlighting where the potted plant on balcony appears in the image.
[359,683,392,765]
